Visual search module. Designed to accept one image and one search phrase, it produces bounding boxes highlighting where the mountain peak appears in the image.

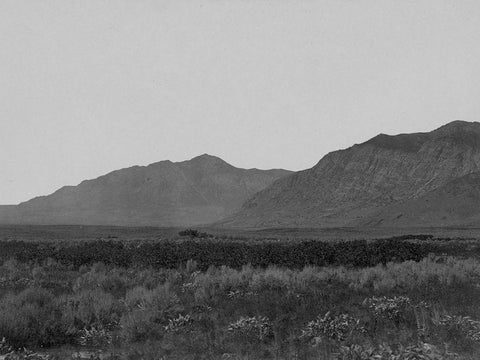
[433,120,480,135]
[361,120,480,153]
[431,120,480,148]
[364,132,428,152]
[190,153,223,161]
[187,154,230,167]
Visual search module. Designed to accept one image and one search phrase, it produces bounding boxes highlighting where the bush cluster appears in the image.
[0,239,432,270]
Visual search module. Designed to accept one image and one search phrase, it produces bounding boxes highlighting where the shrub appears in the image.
[164,314,194,334]
[0,337,12,355]
[119,283,183,342]
[434,314,480,342]
[78,326,113,347]
[300,312,364,344]
[362,296,411,322]
[336,343,460,360]
[73,266,128,297]
[119,308,160,343]
[227,316,272,342]
[61,289,121,331]
[0,287,66,347]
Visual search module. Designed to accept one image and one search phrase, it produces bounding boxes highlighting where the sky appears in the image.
[1,0,480,204]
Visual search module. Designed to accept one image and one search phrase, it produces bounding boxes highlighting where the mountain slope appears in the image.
[222,121,480,228]
[0,154,291,226]
[359,172,480,227]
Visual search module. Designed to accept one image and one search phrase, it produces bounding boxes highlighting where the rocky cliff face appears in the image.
[1,154,291,226]
[222,121,480,228]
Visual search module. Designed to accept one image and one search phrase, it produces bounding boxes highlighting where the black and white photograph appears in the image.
[1,1,480,359]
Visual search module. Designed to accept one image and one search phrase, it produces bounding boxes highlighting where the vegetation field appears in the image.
[0,226,480,359]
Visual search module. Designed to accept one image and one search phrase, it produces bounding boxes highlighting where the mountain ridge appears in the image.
[3,121,480,229]
[1,154,291,226]
[221,120,480,228]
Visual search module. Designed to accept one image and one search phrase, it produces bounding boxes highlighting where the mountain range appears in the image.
[2,120,480,228]
[0,154,291,226]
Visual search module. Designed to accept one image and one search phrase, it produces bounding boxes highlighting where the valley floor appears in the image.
[0,227,480,359]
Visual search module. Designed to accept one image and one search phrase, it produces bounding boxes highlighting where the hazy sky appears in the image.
[1,1,480,204]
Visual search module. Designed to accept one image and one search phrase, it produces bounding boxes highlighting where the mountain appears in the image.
[221,121,480,228]
[0,154,291,226]
[361,172,480,227]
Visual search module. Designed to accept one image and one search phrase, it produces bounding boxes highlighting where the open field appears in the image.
[0,226,480,359]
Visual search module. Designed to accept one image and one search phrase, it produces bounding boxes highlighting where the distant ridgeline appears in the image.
[3,121,480,228]
[0,154,291,227]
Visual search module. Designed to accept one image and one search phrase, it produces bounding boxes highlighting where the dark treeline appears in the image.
[0,238,435,270]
